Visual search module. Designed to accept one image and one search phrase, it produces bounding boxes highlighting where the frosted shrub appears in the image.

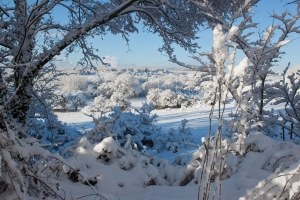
[27,115,80,154]
[86,78,103,97]
[89,105,160,150]
[94,137,119,164]
[142,74,186,90]
[110,92,131,110]
[86,93,130,117]
[65,135,190,187]
[153,119,195,153]
[88,103,197,153]
[266,68,300,141]
[114,73,143,97]
[147,88,191,109]
[96,81,114,98]
[88,95,113,115]
[56,93,87,111]
[96,73,143,99]
[60,75,91,93]
[198,82,217,105]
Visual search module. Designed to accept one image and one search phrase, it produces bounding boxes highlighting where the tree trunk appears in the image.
[5,82,33,125]
[2,66,34,127]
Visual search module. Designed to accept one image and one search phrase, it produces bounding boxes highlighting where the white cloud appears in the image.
[53,55,76,69]
[103,56,119,68]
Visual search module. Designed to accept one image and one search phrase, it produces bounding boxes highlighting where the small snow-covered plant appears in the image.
[94,137,119,164]
[88,95,113,116]
[56,93,87,111]
[191,136,235,183]
[142,74,187,94]
[0,114,76,199]
[266,67,300,140]
[198,81,217,105]
[96,73,143,99]
[110,92,131,110]
[239,132,300,200]
[147,88,191,109]
[88,104,160,150]
[176,1,258,197]
[153,119,195,153]
[27,115,80,154]
[242,164,300,200]
[70,94,87,112]
[60,75,91,93]
[113,73,143,98]
[67,135,189,187]
[86,77,104,98]
[86,93,130,118]
[30,64,63,116]
[96,81,114,98]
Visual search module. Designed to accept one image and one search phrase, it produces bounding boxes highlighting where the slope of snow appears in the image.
[54,100,299,200]
[49,131,300,200]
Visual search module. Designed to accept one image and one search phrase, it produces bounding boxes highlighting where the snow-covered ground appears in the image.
[55,98,233,161]
[54,99,229,199]
[56,97,232,137]
[53,99,300,200]
[52,67,298,199]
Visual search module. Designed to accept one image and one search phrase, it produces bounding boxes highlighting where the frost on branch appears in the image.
[87,105,160,150]
[266,67,300,140]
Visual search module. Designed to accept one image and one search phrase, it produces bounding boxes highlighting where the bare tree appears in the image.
[0,0,203,127]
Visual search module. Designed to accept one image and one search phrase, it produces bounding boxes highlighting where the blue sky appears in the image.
[64,0,300,71]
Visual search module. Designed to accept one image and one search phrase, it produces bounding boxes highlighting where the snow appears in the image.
[55,98,233,148]
[52,78,300,200]
[2,0,300,199]
[54,100,294,200]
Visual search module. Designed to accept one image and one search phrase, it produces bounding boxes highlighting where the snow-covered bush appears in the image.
[88,105,160,150]
[113,73,143,98]
[110,92,131,110]
[266,68,300,141]
[96,81,114,98]
[85,93,130,117]
[0,121,74,200]
[153,119,195,153]
[238,133,300,199]
[87,103,196,153]
[27,116,80,154]
[56,93,87,111]
[96,73,143,99]
[94,137,119,164]
[87,95,113,115]
[198,81,218,105]
[142,73,189,94]
[147,88,192,109]
[86,78,104,97]
[65,136,195,188]
[60,75,91,93]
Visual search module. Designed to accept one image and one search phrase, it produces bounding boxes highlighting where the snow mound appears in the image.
[60,133,300,199]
